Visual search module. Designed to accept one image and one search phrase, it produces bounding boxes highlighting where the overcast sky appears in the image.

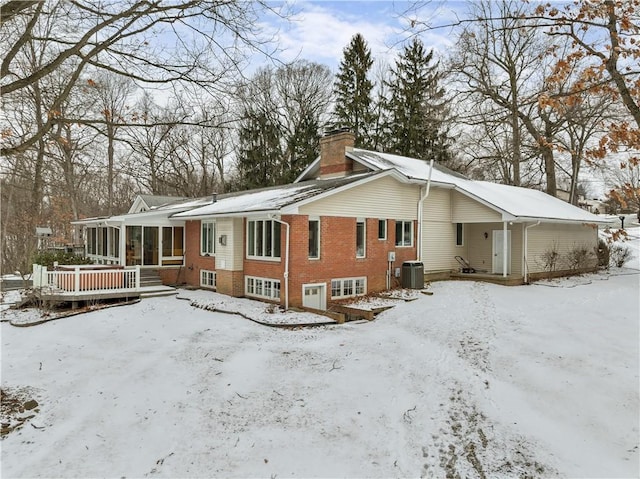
[255,0,469,71]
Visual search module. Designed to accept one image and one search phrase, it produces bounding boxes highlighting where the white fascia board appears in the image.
[171,209,280,221]
[452,186,608,224]
[71,216,110,225]
[450,185,515,220]
[293,156,321,183]
[127,195,148,214]
[282,170,416,215]
[510,216,612,225]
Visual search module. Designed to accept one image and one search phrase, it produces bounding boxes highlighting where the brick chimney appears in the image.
[319,130,355,178]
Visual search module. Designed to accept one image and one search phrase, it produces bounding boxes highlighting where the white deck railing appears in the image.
[32,264,140,296]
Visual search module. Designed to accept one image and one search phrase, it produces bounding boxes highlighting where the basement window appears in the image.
[246,276,281,301]
[331,277,366,299]
[200,270,216,289]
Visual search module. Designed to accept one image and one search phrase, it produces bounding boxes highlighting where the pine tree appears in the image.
[333,33,375,148]
[235,111,282,190]
[386,38,451,162]
[283,112,321,184]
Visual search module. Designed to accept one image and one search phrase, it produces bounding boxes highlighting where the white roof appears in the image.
[174,174,376,219]
[347,149,607,224]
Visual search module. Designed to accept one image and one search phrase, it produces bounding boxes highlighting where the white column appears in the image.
[503,222,508,278]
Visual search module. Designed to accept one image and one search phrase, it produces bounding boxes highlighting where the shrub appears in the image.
[609,244,633,268]
[539,243,560,277]
[32,251,93,269]
[565,245,594,271]
[595,239,610,269]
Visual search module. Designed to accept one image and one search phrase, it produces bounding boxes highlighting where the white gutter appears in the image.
[269,215,290,310]
[523,221,541,283]
[416,159,434,262]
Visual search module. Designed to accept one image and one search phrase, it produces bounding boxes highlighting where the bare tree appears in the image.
[91,72,136,214]
[1,0,288,156]
[449,0,545,187]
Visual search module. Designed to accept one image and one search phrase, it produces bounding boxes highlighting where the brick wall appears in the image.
[286,215,416,307]
[183,219,215,287]
[180,215,417,308]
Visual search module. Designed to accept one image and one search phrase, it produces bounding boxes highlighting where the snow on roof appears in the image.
[349,149,606,223]
[139,194,191,208]
[174,174,374,218]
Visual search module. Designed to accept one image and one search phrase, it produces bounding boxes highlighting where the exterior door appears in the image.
[492,230,512,274]
[143,226,159,266]
[302,284,326,310]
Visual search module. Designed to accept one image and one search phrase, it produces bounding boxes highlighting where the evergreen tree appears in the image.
[235,111,282,190]
[283,112,321,183]
[333,33,375,148]
[386,38,451,162]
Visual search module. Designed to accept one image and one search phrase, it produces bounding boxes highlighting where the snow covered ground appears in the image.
[1,233,638,478]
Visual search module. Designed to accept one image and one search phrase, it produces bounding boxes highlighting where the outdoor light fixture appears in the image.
[483,232,488,239]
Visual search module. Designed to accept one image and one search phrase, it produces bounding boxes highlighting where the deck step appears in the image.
[139,285,177,298]
[139,269,163,287]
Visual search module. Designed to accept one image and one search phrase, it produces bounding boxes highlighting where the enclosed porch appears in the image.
[83,223,185,268]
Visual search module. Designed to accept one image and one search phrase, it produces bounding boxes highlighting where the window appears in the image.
[87,227,97,255]
[456,223,464,246]
[245,276,281,300]
[356,219,366,258]
[331,277,367,299]
[200,270,216,289]
[308,219,320,259]
[100,227,108,256]
[201,222,215,255]
[108,228,120,257]
[378,219,387,240]
[163,226,184,256]
[247,220,281,259]
[395,220,413,247]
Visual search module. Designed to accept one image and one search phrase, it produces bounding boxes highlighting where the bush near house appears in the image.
[32,251,93,269]
[609,244,633,268]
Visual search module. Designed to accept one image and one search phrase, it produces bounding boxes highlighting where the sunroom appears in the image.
[74,196,210,268]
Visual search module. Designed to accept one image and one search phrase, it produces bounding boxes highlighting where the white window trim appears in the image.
[308,217,320,260]
[456,223,464,247]
[246,219,281,261]
[201,221,215,256]
[245,275,281,301]
[356,218,366,258]
[331,277,367,299]
[395,220,414,247]
[378,219,387,240]
[200,269,216,289]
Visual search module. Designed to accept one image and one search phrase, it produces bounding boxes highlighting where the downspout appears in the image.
[270,215,290,310]
[417,159,434,262]
[524,221,541,284]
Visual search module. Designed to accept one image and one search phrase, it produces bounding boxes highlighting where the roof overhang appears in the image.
[509,216,612,225]
[172,209,281,220]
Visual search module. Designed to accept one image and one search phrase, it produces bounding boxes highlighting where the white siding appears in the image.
[422,188,458,271]
[423,188,451,222]
[452,191,502,223]
[465,223,523,276]
[298,176,420,219]
[216,217,244,271]
[422,222,459,271]
[526,223,598,274]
